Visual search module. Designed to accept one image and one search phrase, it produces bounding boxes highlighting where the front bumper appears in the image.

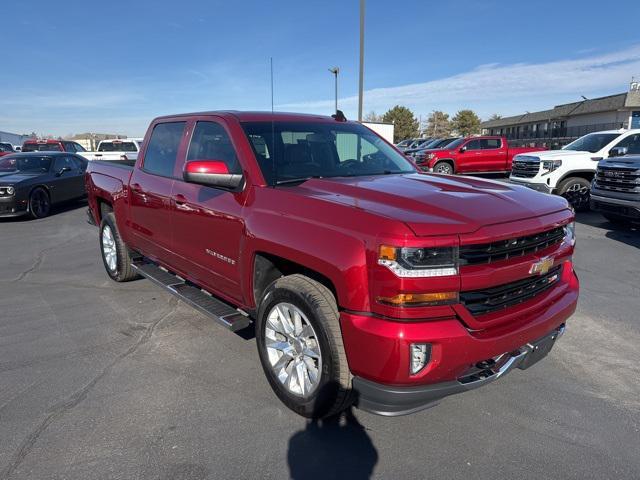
[354,325,565,416]
[590,193,640,220]
[509,179,553,194]
[0,196,27,218]
[341,261,578,415]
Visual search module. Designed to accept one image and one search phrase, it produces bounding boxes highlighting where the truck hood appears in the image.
[290,173,569,236]
[516,149,591,160]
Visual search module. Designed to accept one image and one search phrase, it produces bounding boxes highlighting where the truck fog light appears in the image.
[410,343,431,375]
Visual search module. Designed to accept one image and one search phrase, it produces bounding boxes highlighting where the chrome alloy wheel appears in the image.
[435,163,453,174]
[102,225,117,272]
[563,182,590,209]
[265,303,322,397]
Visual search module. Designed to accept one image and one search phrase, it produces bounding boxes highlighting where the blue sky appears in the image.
[2,0,640,136]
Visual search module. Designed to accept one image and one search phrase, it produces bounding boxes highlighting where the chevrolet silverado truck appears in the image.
[510,129,640,210]
[85,111,579,418]
[591,151,640,224]
[80,138,144,162]
[415,135,543,174]
[22,139,87,153]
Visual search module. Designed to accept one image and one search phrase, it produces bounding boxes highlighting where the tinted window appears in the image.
[465,139,481,150]
[143,122,186,177]
[98,141,138,152]
[0,155,52,172]
[53,155,76,172]
[72,155,88,171]
[481,138,501,149]
[241,121,415,185]
[613,134,640,154]
[0,143,13,152]
[23,142,63,152]
[63,142,76,152]
[187,121,241,174]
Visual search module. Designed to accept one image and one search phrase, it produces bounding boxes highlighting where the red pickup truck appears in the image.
[414,136,543,174]
[86,112,578,418]
[22,139,87,153]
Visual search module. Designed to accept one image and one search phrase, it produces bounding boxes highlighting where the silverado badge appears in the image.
[529,256,554,276]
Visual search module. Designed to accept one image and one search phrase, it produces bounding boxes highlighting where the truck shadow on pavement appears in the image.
[287,400,378,480]
[576,211,640,249]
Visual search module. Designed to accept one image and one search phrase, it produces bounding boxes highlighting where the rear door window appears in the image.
[143,122,186,177]
[481,138,502,149]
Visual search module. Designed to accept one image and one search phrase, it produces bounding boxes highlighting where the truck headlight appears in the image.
[426,153,435,160]
[378,245,458,277]
[0,186,14,195]
[564,221,576,246]
[542,159,562,174]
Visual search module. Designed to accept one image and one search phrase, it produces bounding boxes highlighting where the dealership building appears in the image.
[0,130,30,147]
[481,81,640,147]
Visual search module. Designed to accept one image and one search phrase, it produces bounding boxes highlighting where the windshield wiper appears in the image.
[275,175,323,185]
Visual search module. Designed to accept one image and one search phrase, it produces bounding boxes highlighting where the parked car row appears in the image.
[396,130,640,224]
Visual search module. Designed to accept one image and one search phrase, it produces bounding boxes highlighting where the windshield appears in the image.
[22,142,62,152]
[98,141,138,152]
[563,133,621,153]
[0,155,52,173]
[444,138,465,150]
[241,121,416,185]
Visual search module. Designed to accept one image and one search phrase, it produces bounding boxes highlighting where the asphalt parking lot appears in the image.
[1,203,639,480]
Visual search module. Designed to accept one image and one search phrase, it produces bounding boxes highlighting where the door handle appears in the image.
[131,183,143,193]
[173,194,187,205]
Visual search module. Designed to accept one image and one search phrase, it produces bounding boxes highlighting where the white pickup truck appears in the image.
[80,138,143,162]
[510,129,640,210]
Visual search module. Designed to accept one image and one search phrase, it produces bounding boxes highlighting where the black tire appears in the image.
[256,274,354,418]
[433,161,454,175]
[99,212,140,282]
[603,213,628,226]
[558,177,591,211]
[29,187,51,219]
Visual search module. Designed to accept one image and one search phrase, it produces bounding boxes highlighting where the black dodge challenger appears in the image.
[0,152,88,219]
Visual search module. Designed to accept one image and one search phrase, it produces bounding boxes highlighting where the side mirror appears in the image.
[459,146,467,153]
[56,166,71,176]
[608,146,628,157]
[183,160,243,190]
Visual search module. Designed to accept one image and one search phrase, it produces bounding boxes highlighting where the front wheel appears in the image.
[29,187,51,219]
[99,212,140,282]
[433,161,454,175]
[558,177,591,211]
[256,274,354,418]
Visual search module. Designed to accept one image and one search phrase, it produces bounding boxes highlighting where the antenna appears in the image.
[270,57,276,187]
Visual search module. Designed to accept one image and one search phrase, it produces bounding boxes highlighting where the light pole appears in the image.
[328,67,339,114]
[358,0,365,121]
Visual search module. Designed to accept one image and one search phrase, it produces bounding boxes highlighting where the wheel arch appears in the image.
[432,158,455,172]
[252,252,339,309]
[557,170,595,186]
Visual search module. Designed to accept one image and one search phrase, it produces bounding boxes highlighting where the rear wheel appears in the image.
[558,177,591,211]
[29,187,51,219]
[433,161,454,175]
[256,274,354,418]
[99,212,140,282]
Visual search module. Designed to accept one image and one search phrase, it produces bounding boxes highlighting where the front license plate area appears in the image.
[518,332,558,370]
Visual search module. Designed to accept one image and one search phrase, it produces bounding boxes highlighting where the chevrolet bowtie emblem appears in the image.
[530,257,554,276]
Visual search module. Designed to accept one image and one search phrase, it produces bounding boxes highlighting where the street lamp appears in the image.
[328,67,339,114]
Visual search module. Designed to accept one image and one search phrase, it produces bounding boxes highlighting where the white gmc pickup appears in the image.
[509,129,640,210]
[80,138,143,162]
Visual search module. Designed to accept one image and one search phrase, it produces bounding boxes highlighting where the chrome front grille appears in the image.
[511,157,540,178]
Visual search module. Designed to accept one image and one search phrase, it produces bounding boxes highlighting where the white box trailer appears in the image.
[362,122,394,144]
